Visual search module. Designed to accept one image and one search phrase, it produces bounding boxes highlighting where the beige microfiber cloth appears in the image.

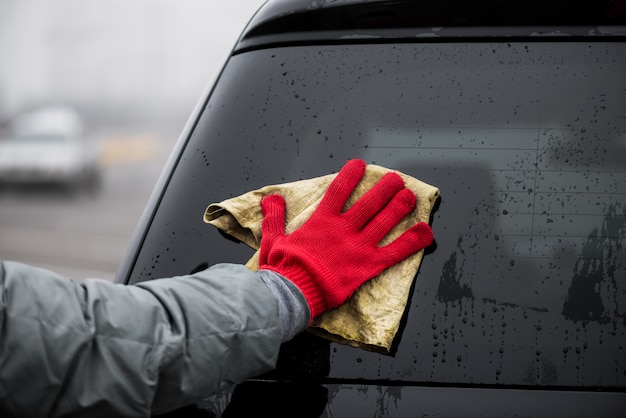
[203,164,439,353]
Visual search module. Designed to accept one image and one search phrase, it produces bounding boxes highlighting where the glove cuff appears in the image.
[263,266,328,321]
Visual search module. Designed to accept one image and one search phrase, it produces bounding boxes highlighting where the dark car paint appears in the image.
[116,1,626,416]
[156,381,626,418]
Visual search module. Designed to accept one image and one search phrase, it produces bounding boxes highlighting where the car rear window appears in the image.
[129,41,625,389]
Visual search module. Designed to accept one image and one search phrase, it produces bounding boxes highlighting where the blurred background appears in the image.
[0,0,265,281]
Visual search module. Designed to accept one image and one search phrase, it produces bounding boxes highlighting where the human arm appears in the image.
[0,261,286,417]
[0,159,433,417]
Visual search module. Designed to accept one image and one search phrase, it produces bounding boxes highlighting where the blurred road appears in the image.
[0,130,173,282]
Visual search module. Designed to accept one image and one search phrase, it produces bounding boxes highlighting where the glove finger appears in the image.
[378,221,434,266]
[318,159,366,214]
[361,187,416,243]
[345,172,405,229]
[260,194,287,263]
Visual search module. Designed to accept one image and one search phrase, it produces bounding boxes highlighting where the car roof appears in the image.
[236,0,626,52]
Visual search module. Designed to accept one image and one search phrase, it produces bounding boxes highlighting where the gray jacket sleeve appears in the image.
[0,261,283,417]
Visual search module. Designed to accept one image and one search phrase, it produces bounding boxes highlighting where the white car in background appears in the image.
[0,106,101,192]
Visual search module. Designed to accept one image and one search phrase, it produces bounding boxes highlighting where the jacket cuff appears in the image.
[257,269,311,340]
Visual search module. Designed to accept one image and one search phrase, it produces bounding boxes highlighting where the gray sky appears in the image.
[0,0,266,126]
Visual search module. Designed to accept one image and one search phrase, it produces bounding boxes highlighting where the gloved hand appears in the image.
[259,159,434,320]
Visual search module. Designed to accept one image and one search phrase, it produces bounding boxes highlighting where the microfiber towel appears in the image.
[203,164,439,352]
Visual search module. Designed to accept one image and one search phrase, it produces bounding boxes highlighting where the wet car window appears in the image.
[129,41,625,389]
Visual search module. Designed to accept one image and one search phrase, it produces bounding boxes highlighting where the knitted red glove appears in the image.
[259,159,433,320]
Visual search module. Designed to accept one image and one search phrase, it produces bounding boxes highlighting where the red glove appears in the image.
[259,159,434,320]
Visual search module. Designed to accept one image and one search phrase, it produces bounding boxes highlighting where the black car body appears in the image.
[116,1,626,416]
